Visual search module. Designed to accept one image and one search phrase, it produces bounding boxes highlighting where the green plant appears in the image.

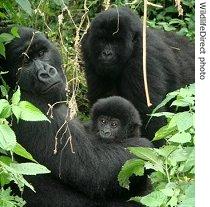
[0,78,51,206]
[118,84,195,207]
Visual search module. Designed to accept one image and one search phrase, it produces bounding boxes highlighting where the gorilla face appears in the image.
[83,8,140,77]
[1,27,67,103]
[96,115,121,141]
[91,96,142,142]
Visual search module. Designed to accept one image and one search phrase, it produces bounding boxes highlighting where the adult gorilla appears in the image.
[0,27,150,207]
[81,7,195,142]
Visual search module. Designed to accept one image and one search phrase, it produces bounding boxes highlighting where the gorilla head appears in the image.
[90,96,142,142]
[82,8,141,77]
[0,27,67,104]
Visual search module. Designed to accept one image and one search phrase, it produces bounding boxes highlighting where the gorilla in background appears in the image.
[81,7,195,142]
[0,27,152,207]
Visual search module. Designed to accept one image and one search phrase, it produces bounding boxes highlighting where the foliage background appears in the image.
[0,0,195,118]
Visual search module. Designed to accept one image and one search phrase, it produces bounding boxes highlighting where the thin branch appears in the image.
[143,0,152,107]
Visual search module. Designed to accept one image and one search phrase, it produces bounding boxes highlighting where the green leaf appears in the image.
[140,191,167,207]
[154,145,177,157]
[128,147,161,164]
[118,159,144,189]
[0,156,13,165]
[182,148,194,172]
[178,198,195,207]
[10,163,50,175]
[11,27,20,38]
[171,99,191,107]
[150,112,174,118]
[167,196,178,207]
[169,132,191,144]
[153,125,176,141]
[0,161,34,192]
[129,196,142,203]
[0,99,10,116]
[0,124,16,150]
[0,85,8,97]
[14,101,49,122]
[0,33,15,43]
[144,161,165,174]
[0,104,11,119]
[15,0,32,15]
[12,87,21,105]
[0,42,5,57]
[12,105,21,122]
[169,148,189,164]
[170,112,193,132]
[0,188,26,206]
[13,143,37,162]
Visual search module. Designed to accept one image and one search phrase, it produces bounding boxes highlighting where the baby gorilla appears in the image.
[90,96,143,143]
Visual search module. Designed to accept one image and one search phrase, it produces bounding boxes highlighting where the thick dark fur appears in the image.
[81,7,195,142]
[1,27,152,206]
[90,96,142,141]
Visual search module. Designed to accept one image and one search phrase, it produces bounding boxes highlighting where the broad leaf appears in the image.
[10,163,50,175]
[169,132,191,144]
[15,0,32,15]
[118,159,144,189]
[12,87,21,105]
[11,27,20,38]
[0,124,16,150]
[13,143,37,162]
[0,42,5,57]
[13,101,49,122]
[140,191,167,207]
[128,147,160,164]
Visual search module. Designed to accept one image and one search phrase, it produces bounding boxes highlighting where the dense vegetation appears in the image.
[0,0,195,117]
[0,0,194,206]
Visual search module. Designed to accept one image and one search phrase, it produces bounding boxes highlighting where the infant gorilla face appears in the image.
[97,115,121,140]
[91,96,142,142]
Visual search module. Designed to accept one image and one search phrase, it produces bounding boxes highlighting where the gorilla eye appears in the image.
[99,117,107,125]
[23,57,30,65]
[111,121,118,128]
[100,119,106,124]
[38,50,45,57]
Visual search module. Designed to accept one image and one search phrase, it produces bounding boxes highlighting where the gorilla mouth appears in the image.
[41,82,61,94]
[99,59,117,66]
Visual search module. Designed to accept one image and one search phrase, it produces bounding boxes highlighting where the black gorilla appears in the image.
[81,7,195,142]
[90,96,142,142]
[88,96,151,145]
[0,27,152,206]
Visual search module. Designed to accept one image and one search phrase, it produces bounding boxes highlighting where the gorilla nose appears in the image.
[101,130,111,138]
[38,66,57,82]
[102,49,113,60]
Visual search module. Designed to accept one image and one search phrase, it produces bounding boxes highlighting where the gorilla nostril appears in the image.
[102,50,113,61]
[102,130,111,137]
[39,73,49,79]
[49,67,57,76]
[103,50,112,57]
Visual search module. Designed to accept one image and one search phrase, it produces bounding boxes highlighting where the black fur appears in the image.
[81,7,195,142]
[90,96,142,141]
[1,27,152,206]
